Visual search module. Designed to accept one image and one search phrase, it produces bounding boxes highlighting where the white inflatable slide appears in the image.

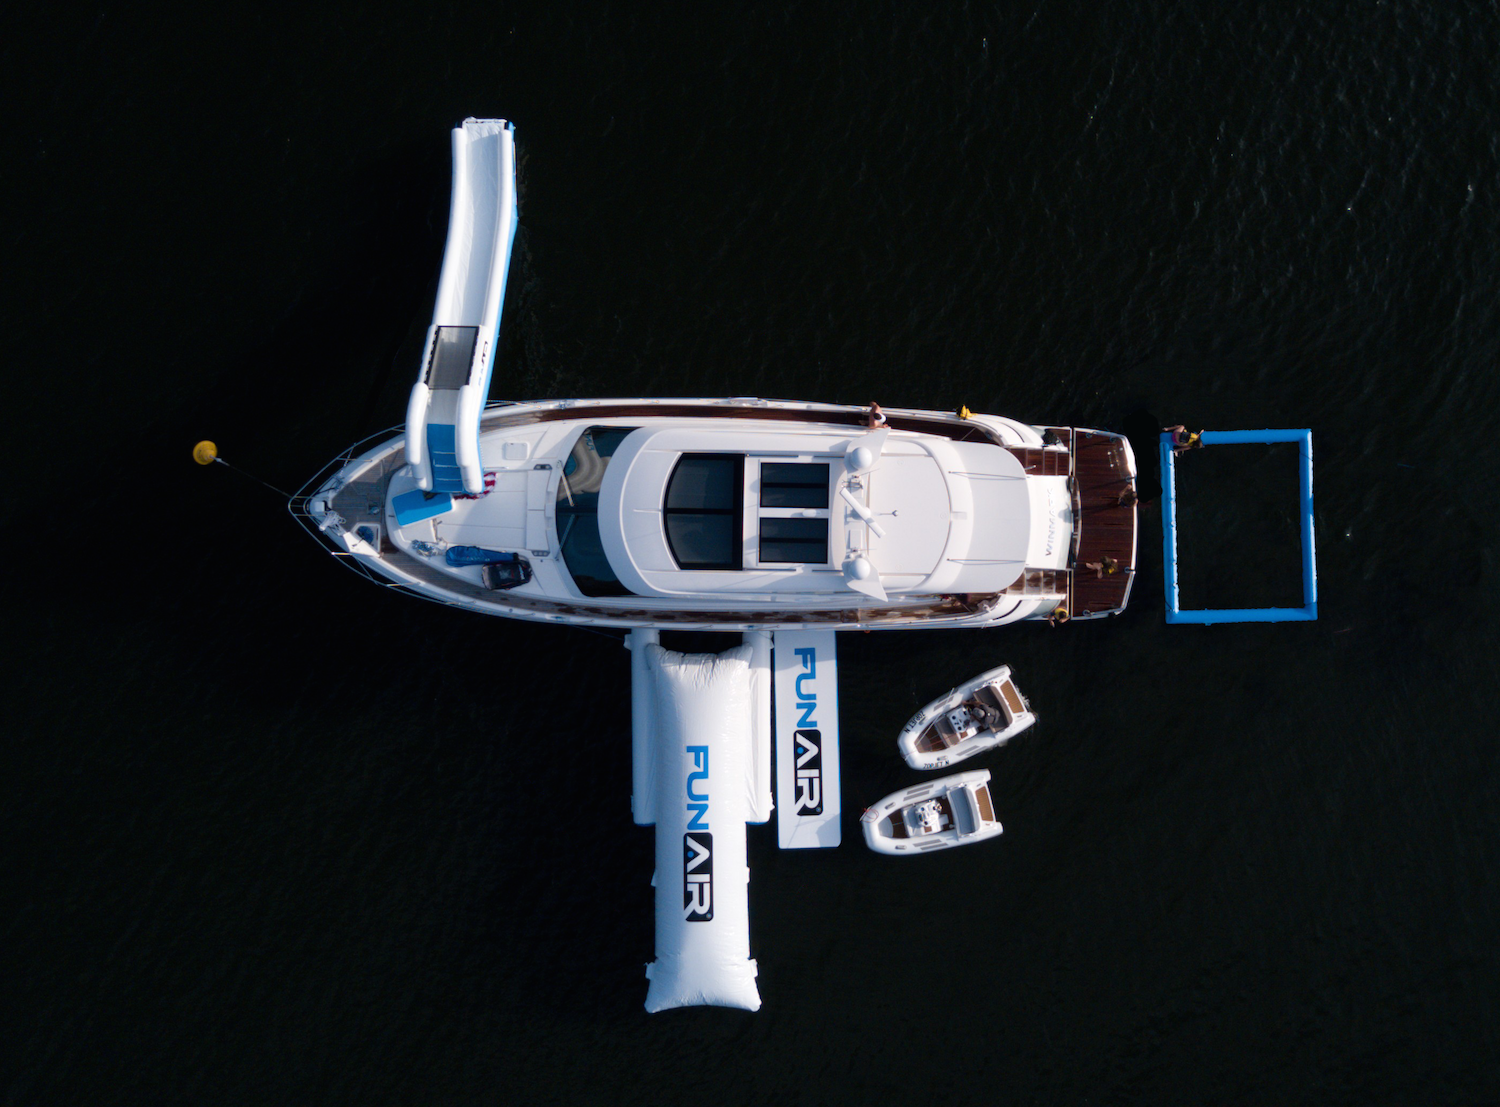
[405,118,519,495]
[628,634,768,1013]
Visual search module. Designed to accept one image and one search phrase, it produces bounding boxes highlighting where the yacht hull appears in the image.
[292,398,1138,632]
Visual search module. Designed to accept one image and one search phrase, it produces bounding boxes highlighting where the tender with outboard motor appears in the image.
[897,664,1035,770]
[861,769,1004,855]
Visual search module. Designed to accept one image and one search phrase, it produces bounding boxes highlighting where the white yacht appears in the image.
[292,119,1139,632]
[296,398,1139,630]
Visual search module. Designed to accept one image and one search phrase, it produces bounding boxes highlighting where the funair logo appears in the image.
[683,832,713,922]
[793,647,824,815]
[684,745,712,921]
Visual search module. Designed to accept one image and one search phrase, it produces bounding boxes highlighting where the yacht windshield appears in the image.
[664,454,744,569]
[557,427,637,597]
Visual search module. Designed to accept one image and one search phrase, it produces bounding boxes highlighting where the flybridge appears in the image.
[595,425,1038,602]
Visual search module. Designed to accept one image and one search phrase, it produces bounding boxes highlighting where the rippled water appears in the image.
[7,4,1499,1104]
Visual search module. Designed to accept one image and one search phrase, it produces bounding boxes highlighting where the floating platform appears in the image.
[626,628,844,1012]
[1160,428,1317,624]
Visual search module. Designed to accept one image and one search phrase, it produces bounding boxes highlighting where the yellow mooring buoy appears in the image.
[193,440,219,466]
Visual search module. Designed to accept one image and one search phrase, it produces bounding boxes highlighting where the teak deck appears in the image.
[1064,428,1138,617]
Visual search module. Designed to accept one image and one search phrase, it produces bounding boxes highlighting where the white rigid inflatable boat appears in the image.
[896,665,1035,770]
[861,770,1003,855]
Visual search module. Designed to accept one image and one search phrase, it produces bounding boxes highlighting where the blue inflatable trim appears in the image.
[392,488,453,527]
[1160,428,1317,625]
[426,423,467,494]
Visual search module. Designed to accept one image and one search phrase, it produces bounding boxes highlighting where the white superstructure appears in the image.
[298,398,1138,630]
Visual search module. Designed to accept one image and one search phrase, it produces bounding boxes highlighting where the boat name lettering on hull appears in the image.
[683,832,713,921]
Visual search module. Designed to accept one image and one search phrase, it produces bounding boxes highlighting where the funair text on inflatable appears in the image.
[626,628,841,1012]
[630,635,764,1012]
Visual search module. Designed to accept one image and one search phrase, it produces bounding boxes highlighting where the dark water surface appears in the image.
[6,4,1499,1104]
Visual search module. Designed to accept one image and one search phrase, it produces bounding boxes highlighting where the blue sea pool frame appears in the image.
[1159,429,1318,624]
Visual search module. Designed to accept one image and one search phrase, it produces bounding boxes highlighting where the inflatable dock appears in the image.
[1159,428,1317,624]
[627,629,841,1012]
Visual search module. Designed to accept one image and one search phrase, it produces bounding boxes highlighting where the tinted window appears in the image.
[557,426,638,597]
[759,516,829,564]
[666,514,739,568]
[760,462,830,508]
[666,456,739,510]
[557,513,630,597]
[665,454,742,569]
